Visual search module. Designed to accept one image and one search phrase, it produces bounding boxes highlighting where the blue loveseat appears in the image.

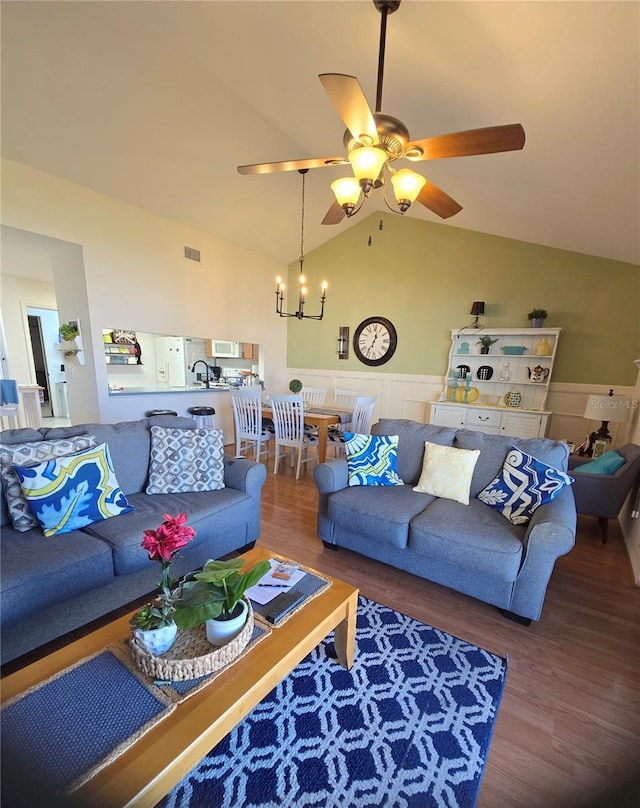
[0,416,266,664]
[314,418,577,623]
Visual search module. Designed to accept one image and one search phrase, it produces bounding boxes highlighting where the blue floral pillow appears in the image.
[344,433,404,487]
[477,447,573,525]
[12,443,134,536]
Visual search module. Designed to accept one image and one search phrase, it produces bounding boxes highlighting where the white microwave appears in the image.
[210,340,240,358]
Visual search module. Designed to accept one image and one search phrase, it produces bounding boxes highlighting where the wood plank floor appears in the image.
[259,463,640,808]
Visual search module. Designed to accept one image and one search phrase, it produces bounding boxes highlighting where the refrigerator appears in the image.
[156,337,187,387]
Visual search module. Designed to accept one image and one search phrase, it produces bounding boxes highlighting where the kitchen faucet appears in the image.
[191,360,211,388]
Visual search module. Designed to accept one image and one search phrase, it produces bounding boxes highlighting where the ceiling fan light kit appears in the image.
[238,0,526,227]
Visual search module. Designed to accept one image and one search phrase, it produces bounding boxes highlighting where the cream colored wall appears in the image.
[1,160,289,423]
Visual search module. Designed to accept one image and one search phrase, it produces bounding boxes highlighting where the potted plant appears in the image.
[173,557,271,645]
[130,513,196,655]
[527,308,548,327]
[477,335,498,355]
[58,321,81,357]
[289,378,303,394]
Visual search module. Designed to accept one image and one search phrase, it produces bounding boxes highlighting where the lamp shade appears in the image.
[470,302,485,316]
[348,147,386,183]
[390,169,426,204]
[583,394,631,424]
[331,177,361,208]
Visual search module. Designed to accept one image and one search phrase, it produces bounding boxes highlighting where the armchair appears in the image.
[569,443,640,543]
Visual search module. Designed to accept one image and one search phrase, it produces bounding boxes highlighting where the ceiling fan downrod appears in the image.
[373,0,401,112]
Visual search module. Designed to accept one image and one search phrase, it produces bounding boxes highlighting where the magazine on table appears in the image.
[245,558,307,605]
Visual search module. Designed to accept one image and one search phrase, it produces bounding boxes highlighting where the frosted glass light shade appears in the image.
[348,147,386,183]
[331,177,361,207]
[391,169,427,204]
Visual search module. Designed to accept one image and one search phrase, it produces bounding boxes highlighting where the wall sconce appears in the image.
[470,302,485,328]
[337,326,349,360]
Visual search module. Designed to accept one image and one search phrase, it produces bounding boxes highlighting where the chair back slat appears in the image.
[301,387,327,407]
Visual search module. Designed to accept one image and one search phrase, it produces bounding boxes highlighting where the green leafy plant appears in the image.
[477,335,498,348]
[527,308,548,321]
[288,378,303,394]
[58,322,79,341]
[173,557,271,629]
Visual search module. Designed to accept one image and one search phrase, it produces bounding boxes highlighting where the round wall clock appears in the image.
[353,316,398,366]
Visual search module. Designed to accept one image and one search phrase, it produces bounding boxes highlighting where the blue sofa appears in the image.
[0,416,266,664]
[314,419,576,623]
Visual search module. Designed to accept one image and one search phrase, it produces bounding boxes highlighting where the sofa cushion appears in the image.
[146,426,225,494]
[344,433,403,487]
[84,487,253,575]
[413,442,480,505]
[454,429,570,497]
[409,498,525,581]
[0,525,114,627]
[328,485,434,549]
[0,434,97,532]
[13,443,134,536]
[572,450,626,475]
[372,419,457,486]
[477,447,574,525]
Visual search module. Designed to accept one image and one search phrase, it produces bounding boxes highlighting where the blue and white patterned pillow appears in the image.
[477,447,574,525]
[12,443,134,536]
[344,433,404,487]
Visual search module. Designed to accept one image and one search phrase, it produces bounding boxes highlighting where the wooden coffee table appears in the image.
[1,546,359,807]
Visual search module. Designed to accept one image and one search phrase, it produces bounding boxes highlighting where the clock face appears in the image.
[353,317,398,366]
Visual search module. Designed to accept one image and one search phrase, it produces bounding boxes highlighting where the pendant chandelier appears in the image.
[275,169,327,320]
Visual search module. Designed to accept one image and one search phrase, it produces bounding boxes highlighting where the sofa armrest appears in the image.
[313,460,349,545]
[509,487,577,620]
[223,456,267,496]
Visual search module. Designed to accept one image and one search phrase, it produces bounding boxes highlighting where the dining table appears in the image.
[262,405,352,464]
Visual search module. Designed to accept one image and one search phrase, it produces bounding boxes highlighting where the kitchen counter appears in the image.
[108,385,230,396]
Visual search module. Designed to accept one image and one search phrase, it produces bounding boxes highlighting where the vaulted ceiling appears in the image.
[2,1,638,267]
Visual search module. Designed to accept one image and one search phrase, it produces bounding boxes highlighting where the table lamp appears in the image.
[583,389,631,456]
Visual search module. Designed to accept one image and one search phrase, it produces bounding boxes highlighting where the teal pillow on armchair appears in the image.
[573,450,625,475]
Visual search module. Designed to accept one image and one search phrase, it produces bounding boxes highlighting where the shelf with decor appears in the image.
[430,327,561,438]
[103,329,141,365]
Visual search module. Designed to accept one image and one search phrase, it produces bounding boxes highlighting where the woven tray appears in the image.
[130,599,254,681]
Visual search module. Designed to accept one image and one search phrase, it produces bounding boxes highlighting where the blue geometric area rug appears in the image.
[159,596,507,808]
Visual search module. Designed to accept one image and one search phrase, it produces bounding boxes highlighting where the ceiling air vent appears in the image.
[183,246,201,262]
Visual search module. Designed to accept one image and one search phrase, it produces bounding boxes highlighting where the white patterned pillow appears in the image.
[0,435,97,532]
[413,442,480,505]
[146,426,225,494]
[477,447,574,524]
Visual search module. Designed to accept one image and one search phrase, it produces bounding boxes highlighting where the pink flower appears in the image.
[141,513,196,563]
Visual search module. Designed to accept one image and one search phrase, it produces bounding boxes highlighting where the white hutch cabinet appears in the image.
[429,328,561,439]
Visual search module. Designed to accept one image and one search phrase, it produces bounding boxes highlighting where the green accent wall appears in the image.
[286,213,640,385]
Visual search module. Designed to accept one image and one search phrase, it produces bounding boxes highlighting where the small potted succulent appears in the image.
[173,557,271,645]
[477,335,498,355]
[527,308,548,327]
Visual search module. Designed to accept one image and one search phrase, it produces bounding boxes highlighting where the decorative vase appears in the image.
[535,337,552,356]
[205,598,249,646]
[133,621,178,655]
[530,318,544,328]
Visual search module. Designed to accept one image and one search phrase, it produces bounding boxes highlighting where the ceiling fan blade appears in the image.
[318,73,378,144]
[417,181,463,219]
[322,200,346,226]
[237,156,348,175]
[405,124,526,161]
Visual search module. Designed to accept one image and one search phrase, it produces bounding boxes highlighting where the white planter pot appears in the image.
[133,621,178,655]
[205,599,249,646]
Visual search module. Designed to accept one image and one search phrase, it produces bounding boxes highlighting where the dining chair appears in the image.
[230,388,272,462]
[328,395,377,457]
[269,393,319,479]
[333,389,365,409]
[301,387,327,407]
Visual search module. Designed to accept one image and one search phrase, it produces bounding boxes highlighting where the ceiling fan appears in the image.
[237,0,525,225]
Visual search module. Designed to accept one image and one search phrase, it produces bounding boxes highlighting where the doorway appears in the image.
[27,315,50,416]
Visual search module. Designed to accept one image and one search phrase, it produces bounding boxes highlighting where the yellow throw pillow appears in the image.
[413,442,480,505]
